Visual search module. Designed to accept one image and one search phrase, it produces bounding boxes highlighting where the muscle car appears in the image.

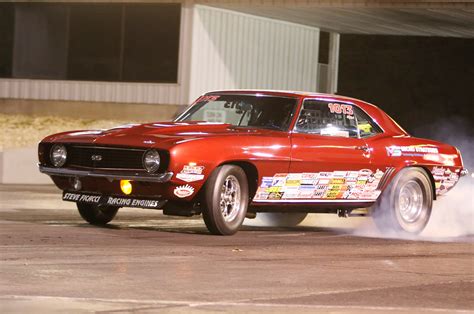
[38,90,468,235]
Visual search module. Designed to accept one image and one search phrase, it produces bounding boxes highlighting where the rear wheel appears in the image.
[77,203,119,225]
[372,167,433,234]
[256,213,308,227]
[201,165,249,235]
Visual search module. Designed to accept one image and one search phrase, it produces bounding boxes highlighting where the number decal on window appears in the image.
[328,103,353,115]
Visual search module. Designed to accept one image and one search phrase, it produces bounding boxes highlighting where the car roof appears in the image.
[205,89,408,136]
[207,89,377,105]
[208,89,338,98]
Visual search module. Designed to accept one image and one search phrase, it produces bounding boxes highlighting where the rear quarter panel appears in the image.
[367,134,463,196]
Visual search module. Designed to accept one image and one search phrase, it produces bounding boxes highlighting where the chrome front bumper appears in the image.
[39,165,174,183]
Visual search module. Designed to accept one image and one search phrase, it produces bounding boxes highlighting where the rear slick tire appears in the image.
[372,167,433,235]
[77,203,119,225]
[201,165,249,235]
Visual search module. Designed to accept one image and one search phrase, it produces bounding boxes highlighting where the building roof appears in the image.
[204,1,474,37]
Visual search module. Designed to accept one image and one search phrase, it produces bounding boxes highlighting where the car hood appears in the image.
[43,121,272,149]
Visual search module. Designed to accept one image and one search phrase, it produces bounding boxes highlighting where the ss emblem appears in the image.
[91,155,102,161]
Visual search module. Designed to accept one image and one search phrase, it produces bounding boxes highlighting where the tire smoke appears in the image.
[352,117,474,241]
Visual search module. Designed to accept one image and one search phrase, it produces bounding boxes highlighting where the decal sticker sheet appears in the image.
[253,169,385,201]
[431,166,460,195]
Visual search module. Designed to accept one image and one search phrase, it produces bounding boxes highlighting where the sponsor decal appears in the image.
[176,173,204,182]
[267,186,281,193]
[285,179,301,187]
[195,95,220,103]
[313,189,326,198]
[62,192,163,209]
[431,166,459,195]
[255,187,269,200]
[386,145,439,157]
[325,190,339,199]
[331,178,345,184]
[268,192,283,200]
[176,164,205,182]
[63,192,101,203]
[253,169,386,201]
[174,184,195,198]
[261,177,273,188]
[318,178,331,185]
[301,173,318,185]
[333,171,348,178]
[318,172,332,178]
[272,174,287,187]
[181,165,204,174]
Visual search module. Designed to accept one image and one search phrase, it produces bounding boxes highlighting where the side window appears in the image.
[295,100,359,138]
[353,107,383,138]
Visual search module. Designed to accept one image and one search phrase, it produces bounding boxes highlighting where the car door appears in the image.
[287,98,382,201]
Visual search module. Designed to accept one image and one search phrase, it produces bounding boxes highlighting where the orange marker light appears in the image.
[120,180,132,195]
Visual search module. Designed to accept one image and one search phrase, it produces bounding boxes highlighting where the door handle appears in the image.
[355,146,370,152]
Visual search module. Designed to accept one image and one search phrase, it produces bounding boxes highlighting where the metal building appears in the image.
[0,1,472,120]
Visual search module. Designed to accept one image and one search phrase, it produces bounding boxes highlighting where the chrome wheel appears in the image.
[220,175,241,222]
[201,165,248,235]
[372,168,432,235]
[397,180,423,223]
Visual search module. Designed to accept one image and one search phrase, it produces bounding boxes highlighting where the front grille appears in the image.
[40,143,170,172]
[67,146,146,170]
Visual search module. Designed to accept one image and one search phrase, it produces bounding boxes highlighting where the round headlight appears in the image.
[50,144,67,167]
[143,149,161,173]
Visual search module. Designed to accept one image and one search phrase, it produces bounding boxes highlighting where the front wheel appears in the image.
[372,167,433,234]
[77,203,119,225]
[201,165,249,235]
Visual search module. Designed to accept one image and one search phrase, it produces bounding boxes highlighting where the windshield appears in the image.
[175,94,298,131]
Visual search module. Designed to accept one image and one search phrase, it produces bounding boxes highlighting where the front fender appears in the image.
[165,138,239,201]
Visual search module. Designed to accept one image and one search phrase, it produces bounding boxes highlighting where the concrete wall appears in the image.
[188,5,320,101]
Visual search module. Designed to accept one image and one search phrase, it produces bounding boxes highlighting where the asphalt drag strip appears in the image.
[0,185,473,313]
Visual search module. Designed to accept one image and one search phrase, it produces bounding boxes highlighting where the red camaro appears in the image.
[39,90,467,235]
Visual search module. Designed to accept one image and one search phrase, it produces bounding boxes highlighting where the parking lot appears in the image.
[0,184,472,313]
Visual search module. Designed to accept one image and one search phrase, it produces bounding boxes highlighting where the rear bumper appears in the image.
[39,165,174,183]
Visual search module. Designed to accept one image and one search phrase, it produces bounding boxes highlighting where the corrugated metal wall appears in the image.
[0,3,194,106]
[188,5,320,102]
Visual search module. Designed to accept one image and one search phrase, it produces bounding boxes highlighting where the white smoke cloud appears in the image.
[349,177,473,241]
[423,178,474,238]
